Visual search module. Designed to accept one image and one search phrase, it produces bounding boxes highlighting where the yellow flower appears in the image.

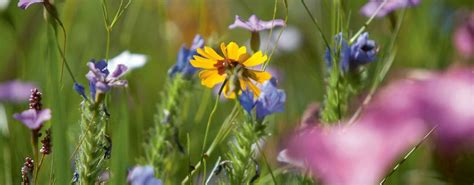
[190,42,271,99]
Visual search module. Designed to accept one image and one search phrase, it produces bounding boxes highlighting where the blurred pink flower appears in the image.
[13,109,51,130]
[453,13,474,58]
[0,80,36,103]
[288,121,426,185]
[419,69,474,151]
[286,68,474,185]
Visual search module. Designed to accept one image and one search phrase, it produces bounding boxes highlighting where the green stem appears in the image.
[105,27,111,61]
[181,104,240,185]
[379,126,437,184]
[349,0,389,44]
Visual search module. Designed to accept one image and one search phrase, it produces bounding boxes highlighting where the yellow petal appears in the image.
[222,82,237,99]
[247,70,272,83]
[196,48,214,60]
[190,56,217,69]
[226,42,247,61]
[220,43,228,58]
[204,47,224,60]
[199,70,226,88]
[243,51,267,67]
[246,80,261,97]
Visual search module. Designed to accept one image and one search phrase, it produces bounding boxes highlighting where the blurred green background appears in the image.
[0,0,472,184]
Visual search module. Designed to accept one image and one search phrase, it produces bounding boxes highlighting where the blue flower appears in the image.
[256,78,286,121]
[168,35,205,78]
[325,33,351,72]
[127,166,163,185]
[325,32,377,72]
[239,88,256,114]
[350,32,377,65]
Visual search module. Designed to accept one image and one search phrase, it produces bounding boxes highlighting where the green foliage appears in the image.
[143,74,191,181]
[76,102,109,184]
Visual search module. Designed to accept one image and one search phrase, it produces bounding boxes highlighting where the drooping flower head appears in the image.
[127,166,163,185]
[190,42,271,98]
[18,0,43,9]
[325,32,378,72]
[361,0,421,17]
[85,59,128,100]
[350,32,377,65]
[168,35,205,78]
[229,15,285,32]
[256,78,286,121]
[0,80,36,103]
[13,88,51,130]
[453,12,474,59]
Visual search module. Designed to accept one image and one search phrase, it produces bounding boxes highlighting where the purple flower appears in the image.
[238,88,256,114]
[18,0,43,9]
[0,80,36,103]
[350,32,377,65]
[73,83,87,100]
[168,35,204,78]
[86,59,128,98]
[325,32,378,72]
[256,78,286,121]
[361,0,421,17]
[13,109,51,130]
[453,13,474,59]
[229,15,285,32]
[127,166,163,185]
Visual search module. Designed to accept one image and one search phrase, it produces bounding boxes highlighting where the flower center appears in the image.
[214,58,241,75]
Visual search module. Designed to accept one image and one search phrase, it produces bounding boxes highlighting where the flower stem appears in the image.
[34,154,46,184]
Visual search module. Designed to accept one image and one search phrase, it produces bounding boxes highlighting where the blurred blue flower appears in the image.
[350,32,377,65]
[86,59,128,98]
[229,15,285,32]
[256,78,286,121]
[168,35,204,78]
[18,0,42,9]
[239,88,256,114]
[325,33,351,72]
[127,165,163,185]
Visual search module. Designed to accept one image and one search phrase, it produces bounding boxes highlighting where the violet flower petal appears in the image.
[18,0,43,10]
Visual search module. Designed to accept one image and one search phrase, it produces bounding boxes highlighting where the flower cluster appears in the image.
[325,32,378,72]
[21,157,34,185]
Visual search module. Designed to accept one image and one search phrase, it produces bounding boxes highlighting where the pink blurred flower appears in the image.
[0,80,36,103]
[17,0,42,9]
[453,13,474,58]
[285,68,474,185]
[288,121,426,185]
[13,109,51,130]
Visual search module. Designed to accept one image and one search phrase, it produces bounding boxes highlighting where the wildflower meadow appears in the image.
[0,0,473,184]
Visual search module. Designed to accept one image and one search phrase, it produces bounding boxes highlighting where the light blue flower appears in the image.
[256,78,286,121]
[127,166,163,185]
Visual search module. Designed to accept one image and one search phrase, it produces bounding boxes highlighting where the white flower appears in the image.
[107,50,147,74]
[0,0,9,10]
